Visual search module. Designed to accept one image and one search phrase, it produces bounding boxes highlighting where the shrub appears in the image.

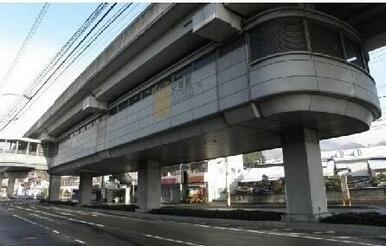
[325,176,342,192]
[149,208,282,221]
[320,212,386,227]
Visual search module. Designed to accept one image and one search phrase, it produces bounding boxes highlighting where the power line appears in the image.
[52,4,132,86]
[17,3,144,118]
[23,3,108,96]
[0,3,50,92]
[27,3,117,100]
[0,3,133,133]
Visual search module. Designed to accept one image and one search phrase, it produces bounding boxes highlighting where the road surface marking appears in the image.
[191,224,382,246]
[12,205,104,227]
[12,214,37,225]
[75,239,86,244]
[11,204,383,246]
[143,234,205,246]
[29,213,55,222]
[12,212,86,245]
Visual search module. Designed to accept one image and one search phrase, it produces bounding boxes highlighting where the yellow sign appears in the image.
[154,81,171,120]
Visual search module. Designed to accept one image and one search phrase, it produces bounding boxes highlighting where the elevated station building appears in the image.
[24,3,385,221]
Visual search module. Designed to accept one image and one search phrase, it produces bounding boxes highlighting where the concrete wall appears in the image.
[52,47,224,167]
[250,53,379,114]
[232,188,386,205]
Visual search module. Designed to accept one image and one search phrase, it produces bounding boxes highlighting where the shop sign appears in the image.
[161,177,177,185]
[188,175,204,184]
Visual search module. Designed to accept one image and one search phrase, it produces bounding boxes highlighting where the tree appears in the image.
[243,151,265,168]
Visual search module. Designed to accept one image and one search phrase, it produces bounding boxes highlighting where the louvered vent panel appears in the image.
[250,17,307,60]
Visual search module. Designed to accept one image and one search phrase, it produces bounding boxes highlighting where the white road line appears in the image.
[12,205,104,228]
[191,224,382,246]
[143,234,205,246]
[29,213,55,222]
[11,212,85,245]
[13,205,383,246]
[75,239,86,244]
[12,214,37,225]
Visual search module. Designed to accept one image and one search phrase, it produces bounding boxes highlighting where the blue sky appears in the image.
[0,3,98,47]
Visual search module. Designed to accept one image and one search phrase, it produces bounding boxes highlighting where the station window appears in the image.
[344,35,364,68]
[250,17,307,60]
[108,107,117,115]
[195,51,215,71]
[308,19,344,59]
[249,16,367,70]
[129,93,141,105]
[118,100,128,111]
[141,86,152,98]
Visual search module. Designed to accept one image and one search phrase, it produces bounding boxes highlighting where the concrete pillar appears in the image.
[26,141,30,155]
[138,161,161,210]
[15,140,19,154]
[0,174,3,188]
[7,176,16,198]
[281,128,329,222]
[124,187,131,204]
[79,173,93,205]
[48,175,61,201]
[3,139,7,153]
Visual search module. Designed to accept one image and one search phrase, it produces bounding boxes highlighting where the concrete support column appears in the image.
[138,161,161,210]
[281,128,328,222]
[124,187,131,204]
[0,174,3,188]
[7,176,16,198]
[14,141,19,154]
[48,175,61,201]
[26,141,30,155]
[79,173,93,205]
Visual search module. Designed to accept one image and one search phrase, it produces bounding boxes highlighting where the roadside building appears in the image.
[161,155,244,203]
[368,158,386,176]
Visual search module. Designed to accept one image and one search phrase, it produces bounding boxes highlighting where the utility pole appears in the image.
[225,157,231,207]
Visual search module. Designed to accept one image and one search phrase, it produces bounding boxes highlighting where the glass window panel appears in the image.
[344,35,364,68]
[308,19,344,58]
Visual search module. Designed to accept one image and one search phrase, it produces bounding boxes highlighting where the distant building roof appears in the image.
[368,159,386,171]
[241,165,284,182]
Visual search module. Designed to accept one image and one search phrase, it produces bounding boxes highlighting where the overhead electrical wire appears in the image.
[0,3,115,131]
[18,3,143,117]
[26,3,117,100]
[0,3,50,92]
[0,3,144,133]
[24,3,108,94]
[50,4,132,87]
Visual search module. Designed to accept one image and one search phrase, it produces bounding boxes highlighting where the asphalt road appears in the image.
[0,200,385,246]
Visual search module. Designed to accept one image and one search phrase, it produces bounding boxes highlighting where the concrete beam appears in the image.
[193,3,241,41]
[138,161,161,210]
[281,128,329,222]
[79,173,93,205]
[6,176,16,198]
[48,175,61,201]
